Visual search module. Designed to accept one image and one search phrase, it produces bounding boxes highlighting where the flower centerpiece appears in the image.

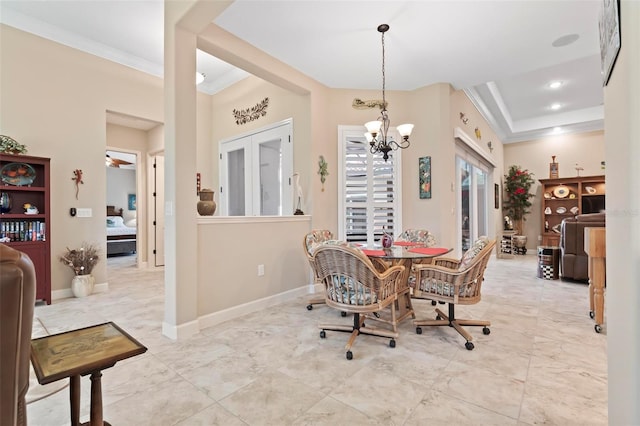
[503,165,535,235]
[59,243,100,297]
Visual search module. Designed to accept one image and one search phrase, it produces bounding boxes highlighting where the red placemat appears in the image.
[393,241,420,247]
[408,247,450,256]
[362,249,386,256]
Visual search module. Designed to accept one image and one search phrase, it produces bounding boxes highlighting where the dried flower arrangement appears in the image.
[59,243,100,276]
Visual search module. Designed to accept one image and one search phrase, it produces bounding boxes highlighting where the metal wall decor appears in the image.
[352,98,387,110]
[233,97,269,125]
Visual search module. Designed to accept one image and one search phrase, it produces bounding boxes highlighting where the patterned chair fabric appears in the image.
[312,244,405,359]
[396,229,437,247]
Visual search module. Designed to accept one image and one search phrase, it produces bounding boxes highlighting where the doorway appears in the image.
[106,149,139,266]
[456,155,489,255]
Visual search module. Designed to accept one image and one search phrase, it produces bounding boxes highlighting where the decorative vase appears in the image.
[197,189,216,216]
[71,274,95,298]
[0,192,11,213]
[381,232,394,248]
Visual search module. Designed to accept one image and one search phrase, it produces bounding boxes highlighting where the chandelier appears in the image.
[365,24,414,162]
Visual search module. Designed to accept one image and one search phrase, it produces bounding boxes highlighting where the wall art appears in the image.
[128,193,136,211]
[419,156,431,199]
[232,97,269,125]
[599,0,620,86]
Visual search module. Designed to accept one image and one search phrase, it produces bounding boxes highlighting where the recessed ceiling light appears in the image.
[196,72,206,85]
[550,103,562,110]
[553,127,562,134]
[549,81,563,89]
[552,34,580,47]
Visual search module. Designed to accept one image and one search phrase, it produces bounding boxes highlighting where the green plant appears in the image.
[503,165,535,221]
[0,135,28,154]
[60,243,100,275]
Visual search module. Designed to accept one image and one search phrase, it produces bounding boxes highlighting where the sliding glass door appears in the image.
[456,155,488,254]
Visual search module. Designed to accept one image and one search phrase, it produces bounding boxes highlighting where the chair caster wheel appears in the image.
[389,339,396,348]
[465,341,475,350]
[307,304,313,311]
[416,327,422,335]
[431,300,437,306]
[341,311,347,317]
[595,324,602,333]
[320,330,326,338]
[589,311,595,319]
[346,350,353,360]
[435,315,441,320]
[483,327,490,335]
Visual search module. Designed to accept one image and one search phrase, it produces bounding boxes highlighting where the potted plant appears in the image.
[0,135,28,155]
[503,165,535,250]
[59,243,100,297]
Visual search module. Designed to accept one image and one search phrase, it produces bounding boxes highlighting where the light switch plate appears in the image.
[76,208,92,217]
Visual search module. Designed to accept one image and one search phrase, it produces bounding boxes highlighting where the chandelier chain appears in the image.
[381,30,386,107]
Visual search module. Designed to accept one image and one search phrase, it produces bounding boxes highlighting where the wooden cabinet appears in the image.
[538,175,605,247]
[0,154,51,304]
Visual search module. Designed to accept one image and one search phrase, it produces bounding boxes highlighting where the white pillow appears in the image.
[106,216,125,227]
[124,218,137,228]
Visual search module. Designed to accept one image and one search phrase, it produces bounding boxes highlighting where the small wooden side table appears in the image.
[584,227,606,333]
[31,322,147,425]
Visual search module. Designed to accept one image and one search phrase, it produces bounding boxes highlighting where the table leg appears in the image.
[588,258,595,316]
[70,375,81,426]
[593,257,606,327]
[88,371,107,426]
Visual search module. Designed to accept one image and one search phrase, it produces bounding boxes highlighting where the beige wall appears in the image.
[0,24,164,291]
[504,130,605,248]
[604,1,640,423]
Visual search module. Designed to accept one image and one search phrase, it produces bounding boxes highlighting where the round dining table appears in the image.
[360,244,452,327]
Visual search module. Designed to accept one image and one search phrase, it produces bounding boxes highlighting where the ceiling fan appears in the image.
[105,154,133,168]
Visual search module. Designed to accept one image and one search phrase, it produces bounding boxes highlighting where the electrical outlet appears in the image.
[258,264,265,276]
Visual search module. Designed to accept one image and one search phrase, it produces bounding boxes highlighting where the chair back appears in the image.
[0,244,36,426]
[312,244,404,314]
[303,230,334,281]
[396,229,436,246]
[414,238,496,305]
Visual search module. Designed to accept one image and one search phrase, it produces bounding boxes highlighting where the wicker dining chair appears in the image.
[312,244,405,360]
[412,237,496,350]
[303,230,335,310]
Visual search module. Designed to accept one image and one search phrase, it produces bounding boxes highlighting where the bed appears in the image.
[106,205,137,256]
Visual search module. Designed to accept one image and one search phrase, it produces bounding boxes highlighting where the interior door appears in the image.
[154,155,165,266]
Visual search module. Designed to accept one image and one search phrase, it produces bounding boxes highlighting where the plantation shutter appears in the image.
[338,126,402,246]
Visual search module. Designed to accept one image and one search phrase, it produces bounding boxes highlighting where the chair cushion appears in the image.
[458,236,490,270]
[397,229,436,246]
[329,275,377,305]
[305,230,334,253]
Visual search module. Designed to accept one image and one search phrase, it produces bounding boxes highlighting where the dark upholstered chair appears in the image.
[1,244,36,426]
[560,213,605,281]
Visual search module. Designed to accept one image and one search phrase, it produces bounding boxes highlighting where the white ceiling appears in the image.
[0,0,605,144]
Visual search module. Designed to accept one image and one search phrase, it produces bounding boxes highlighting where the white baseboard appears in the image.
[51,281,109,301]
[162,319,199,340]
[197,285,310,331]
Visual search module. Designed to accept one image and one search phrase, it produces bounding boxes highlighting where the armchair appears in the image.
[1,244,36,426]
[560,213,605,281]
[303,229,334,310]
[312,244,405,360]
[412,237,496,350]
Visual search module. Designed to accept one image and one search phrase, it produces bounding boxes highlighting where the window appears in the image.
[456,154,489,254]
[338,126,402,245]
[219,119,293,216]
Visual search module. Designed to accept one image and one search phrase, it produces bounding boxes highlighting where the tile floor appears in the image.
[27,253,607,425]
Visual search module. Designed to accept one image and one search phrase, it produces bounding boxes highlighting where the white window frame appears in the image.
[338,125,402,245]
[219,119,293,216]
